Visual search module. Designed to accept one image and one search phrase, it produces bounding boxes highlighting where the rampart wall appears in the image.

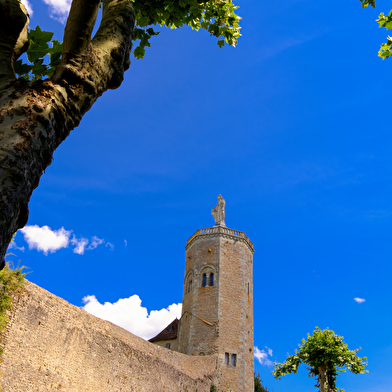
[0,281,217,392]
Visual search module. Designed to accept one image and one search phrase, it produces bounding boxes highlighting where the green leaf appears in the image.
[49,40,62,53]
[29,25,54,43]
[133,46,146,60]
[14,60,32,76]
[378,42,392,59]
[137,15,149,27]
[27,41,49,63]
[31,60,48,78]
[359,0,376,8]
[49,40,63,68]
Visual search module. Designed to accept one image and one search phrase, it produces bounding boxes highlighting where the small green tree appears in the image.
[272,327,368,392]
[254,373,272,392]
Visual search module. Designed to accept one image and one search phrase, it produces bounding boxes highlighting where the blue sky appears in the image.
[6,0,392,390]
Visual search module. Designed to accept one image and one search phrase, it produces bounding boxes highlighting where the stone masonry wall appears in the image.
[0,281,217,392]
[217,236,254,392]
[179,236,220,356]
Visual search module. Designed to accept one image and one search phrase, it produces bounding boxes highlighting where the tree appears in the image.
[272,327,368,392]
[360,0,392,59]
[254,373,272,392]
[0,0,241,268]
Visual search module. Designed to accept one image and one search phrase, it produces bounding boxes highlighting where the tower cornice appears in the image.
[185,226,254,254]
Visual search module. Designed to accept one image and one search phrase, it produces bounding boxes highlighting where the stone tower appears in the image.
[177,195,255,391]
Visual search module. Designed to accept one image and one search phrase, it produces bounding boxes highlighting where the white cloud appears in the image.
[20,225,112,255]
[87,236,105,250]
[42,0,71,23]
[254,346,274,366]
[354,297,366,304]
[7,241,25,252]
[20,225,71,255]
[21,0,33,15]
[82,295,182,340]
[71,236,89,255]
[106,242,114,251]
[124,240,128,246]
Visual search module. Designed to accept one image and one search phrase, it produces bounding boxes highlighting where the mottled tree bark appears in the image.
[0,0,135,268]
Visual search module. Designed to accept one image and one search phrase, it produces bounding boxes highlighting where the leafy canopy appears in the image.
[132,0,241,58]
[15,0,241,80]
[272,327,368,392]
[360,0,392,59]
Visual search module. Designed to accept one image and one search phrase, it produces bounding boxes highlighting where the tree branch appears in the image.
[92,0,135,89]
[54,0,135,92]
[61,0,100,62]
[0,0,29,89]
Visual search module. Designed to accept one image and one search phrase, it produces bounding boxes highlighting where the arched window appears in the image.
[210,273,214,286]
[187,278,192,293]
[202,273,207,287]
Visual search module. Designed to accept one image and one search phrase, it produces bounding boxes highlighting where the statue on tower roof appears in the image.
[211,195,226,227]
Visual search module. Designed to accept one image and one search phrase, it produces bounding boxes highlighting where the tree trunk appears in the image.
[318,365,329,392]
[0,0,135,268]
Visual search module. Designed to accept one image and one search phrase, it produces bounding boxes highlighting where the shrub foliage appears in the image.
[0,263,26,354]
